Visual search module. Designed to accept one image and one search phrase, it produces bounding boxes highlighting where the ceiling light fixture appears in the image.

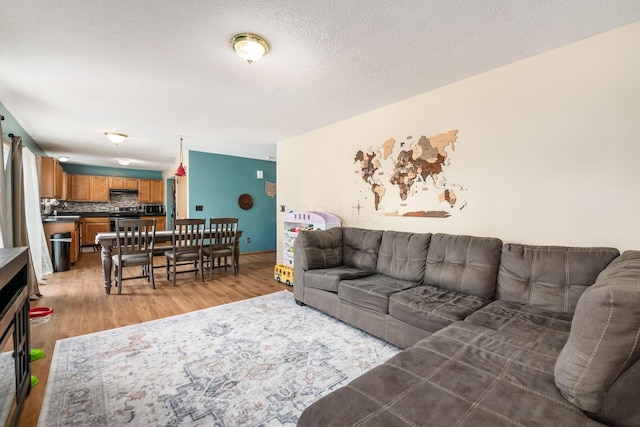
[230,33,270,64]
[118,159,130,166]
[58,156,69,163]
[175,137,186,177]
[105,132,128,145]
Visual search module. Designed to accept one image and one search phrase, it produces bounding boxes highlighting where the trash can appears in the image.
[51,232,71,272]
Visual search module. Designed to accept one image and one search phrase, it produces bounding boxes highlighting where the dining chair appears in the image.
[202,217,238,279]
[112,218,156,295]
[165,218,205,286]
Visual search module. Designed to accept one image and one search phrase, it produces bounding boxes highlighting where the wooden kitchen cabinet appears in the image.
[151,215,166,230]
[139,179,164,203]
[81,217,110,246]
[109,177,138,190]
[70,174,90,201]
[151,179,164,203]
[39,157,66,199]
[90,176,110,201]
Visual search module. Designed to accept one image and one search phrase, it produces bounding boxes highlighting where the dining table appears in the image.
[95,229,242,294]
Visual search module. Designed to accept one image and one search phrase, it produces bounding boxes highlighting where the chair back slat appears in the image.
[172,218,205,251]
[209,217,238,251]
[115,219,156,256]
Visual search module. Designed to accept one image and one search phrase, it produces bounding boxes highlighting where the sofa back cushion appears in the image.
[343,227,383,271]
[296,227,343,270]
[376,231,431,282]
[497,244,619,313]
[554,251,640,416]
[424,233,503,299]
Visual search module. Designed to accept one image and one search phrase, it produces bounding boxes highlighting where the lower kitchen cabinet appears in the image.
[81,217,110,246]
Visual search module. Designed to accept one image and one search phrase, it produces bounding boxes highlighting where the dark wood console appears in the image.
[0,247,31,427]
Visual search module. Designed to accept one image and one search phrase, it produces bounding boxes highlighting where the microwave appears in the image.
[143,204,165,215]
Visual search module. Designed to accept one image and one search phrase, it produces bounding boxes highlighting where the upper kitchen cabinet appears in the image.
[70,175,90,200]
[69,175,110,201]
[109,177,138,190]
[90,176,110,201]
[39,157,67,199]
[138,179,164,203]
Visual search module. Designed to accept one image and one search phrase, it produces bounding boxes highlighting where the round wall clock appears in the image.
[238,193,253,210]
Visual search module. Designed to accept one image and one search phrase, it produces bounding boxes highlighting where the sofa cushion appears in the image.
[338,274,419,314]
[497,244,619,313]
[424,233,502,299]
[298,322,601,427]
[342,227,383,271]
[304,266,374,293]
[376,231,431,282]
[295,227,343,270]
[465,300,572,349]
[555,251,640,414]
[389,285,491,333]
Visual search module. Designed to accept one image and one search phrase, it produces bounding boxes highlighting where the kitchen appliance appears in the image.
[142,204,165,215]
[109,207,141,231]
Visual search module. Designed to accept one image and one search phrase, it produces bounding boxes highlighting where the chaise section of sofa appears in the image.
[298,321,607,427]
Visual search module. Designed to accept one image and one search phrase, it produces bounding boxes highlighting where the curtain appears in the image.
[0,117,8,248]
[10,135,41,298]
[23,148,53,280]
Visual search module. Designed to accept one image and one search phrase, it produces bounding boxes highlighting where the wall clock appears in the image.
[238,193,253,210]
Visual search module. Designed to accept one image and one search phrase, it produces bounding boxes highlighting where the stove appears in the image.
[109,207,142,231]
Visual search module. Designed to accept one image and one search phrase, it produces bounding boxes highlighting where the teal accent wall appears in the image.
[0,101,47,156]
[63,164,162,179]
[188,150,276,253]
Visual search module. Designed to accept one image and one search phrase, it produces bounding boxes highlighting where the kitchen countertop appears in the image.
[42,215,81,222]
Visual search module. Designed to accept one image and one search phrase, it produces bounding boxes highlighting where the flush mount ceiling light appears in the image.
[118,159,130,166]
[58,156,69,163]
[105,132,128,145]
[230,33,270,64]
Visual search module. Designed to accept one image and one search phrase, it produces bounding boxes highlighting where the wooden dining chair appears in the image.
[202,217,238,279]
[112,218,156,294]
[165,218,205,286]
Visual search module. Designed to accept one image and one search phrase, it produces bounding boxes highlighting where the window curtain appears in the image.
[23,148,53,281]
[10,135,41,298]
[0,117,8,248]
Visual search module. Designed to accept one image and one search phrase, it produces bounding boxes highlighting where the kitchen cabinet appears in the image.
[70,175,110,202]
[138,179,151,203]
[70,174,90,201]
[39,156,66,199]
[138,179,163,203]
[43,219,80,264]
[151,179,164,203]
[81,217,110,246]
[109,177,138,190]
[150,215,166,231]
[90,176,110,201]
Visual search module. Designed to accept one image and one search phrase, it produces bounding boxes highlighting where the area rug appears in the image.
[38,291,400,426]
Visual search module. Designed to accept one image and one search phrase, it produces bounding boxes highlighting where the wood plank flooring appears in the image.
[18,250,286,426]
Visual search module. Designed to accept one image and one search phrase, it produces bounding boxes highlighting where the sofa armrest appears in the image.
[293,227,343,302]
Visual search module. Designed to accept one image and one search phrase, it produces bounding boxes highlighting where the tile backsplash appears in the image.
[61,192,141,213]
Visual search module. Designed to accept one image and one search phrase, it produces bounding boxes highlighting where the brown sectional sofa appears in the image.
[293,227,640,427]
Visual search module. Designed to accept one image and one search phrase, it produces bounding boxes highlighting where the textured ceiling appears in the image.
[1,1,639,171]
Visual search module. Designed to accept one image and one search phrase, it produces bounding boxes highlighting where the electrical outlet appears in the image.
[195,205,203,211]
[280,205,285,212]
[246,237,251,244]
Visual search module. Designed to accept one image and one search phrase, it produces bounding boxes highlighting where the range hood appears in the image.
[109,189,138,194]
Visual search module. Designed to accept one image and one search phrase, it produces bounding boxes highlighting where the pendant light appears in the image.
[175,137,186,177]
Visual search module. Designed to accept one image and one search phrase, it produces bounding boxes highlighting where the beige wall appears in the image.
[276,21,640,260]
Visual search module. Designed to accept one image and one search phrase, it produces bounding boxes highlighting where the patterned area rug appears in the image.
[38,291,400,426]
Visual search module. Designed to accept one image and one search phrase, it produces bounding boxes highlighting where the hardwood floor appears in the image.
[18,250,286,426]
